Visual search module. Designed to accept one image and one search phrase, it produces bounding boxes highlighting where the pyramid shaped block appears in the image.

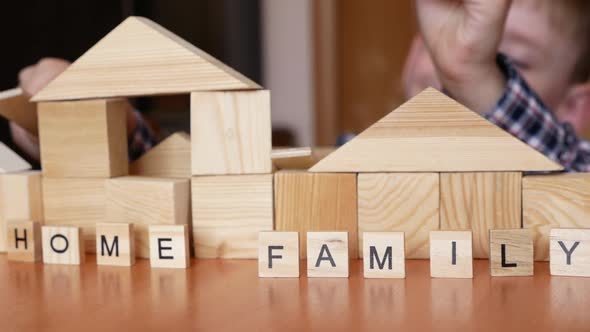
[0,142,31,173]
[32,16,260,102]
[310,88,562,172]
[130,132,191,178]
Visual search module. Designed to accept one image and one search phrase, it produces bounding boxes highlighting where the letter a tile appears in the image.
[307,232,349,278]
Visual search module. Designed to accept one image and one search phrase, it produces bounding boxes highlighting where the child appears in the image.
[403,0,590,172]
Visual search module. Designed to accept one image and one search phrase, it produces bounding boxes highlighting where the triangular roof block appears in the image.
[130,132,191,178]
[310,88,562,172]
[0,142,31,173]
[32,16,260,102]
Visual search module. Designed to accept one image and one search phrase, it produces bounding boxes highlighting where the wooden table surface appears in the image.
[1,256,589,332]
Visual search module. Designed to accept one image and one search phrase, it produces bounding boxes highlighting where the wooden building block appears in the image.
[42,226,85,265]
[307,232,349,278]
[0,88,38,134]
[258,231,300,278]
[192,174,273,258]
[0,142,30,173]
[430,231,473,278]
[32,16,260,102]
[130,132,191,178]
[6,221,42,262]
[523,173,590,261]
[363,232,405,279]
[440,172,522,258]
[1,171,44,222]
[191,90,272,175]
[550,229,590,277]
[149,225,189,269]
[38,99,128,178]
[489,229,534,277]
[274,171,357,258]
[43,178,106,253]
[106,176,190,258]
[358,173,438,259]
[271,147,316,170]
[96,223,135,267]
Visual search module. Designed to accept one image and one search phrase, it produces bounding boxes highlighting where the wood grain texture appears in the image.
[32,16,260,102]
[149,225,190,269]
[0,142,30,173]
[96,223,135,267]
[6,221,42,262]
[358,173,439,259]
[430,231,473,278]
[307,232,349,278]
[0,88,37,133]
[258,231,300,278]
[550,228,590,277]
[271,147,315,170]
[440,172,522,259]
[192,175,273,259]
[274,171,358,258]
[106,176,190,259]
[523,173,590,261]
[42,178,106,253]
[42,226,85,265]
[1,171,44,222]
[310,88,562,172]
[363,232,405,279]
[191,90,272,175]
[130,132,191,178]
[489,229,534,277]
[38,99,128,178]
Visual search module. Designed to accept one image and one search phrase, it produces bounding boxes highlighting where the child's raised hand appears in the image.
[18,58,70,97]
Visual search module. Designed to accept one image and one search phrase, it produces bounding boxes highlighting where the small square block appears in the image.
[430,231,473,278]
[6,221,42,262]
[307,232,349,278]
[363,232,405,279]
[1,171,44,221]
[149,225,189,269]
[96,223,136,267]
[258,232,300,278]
[490,229,534,277]
[42,226,85,265]
[550,228,590,277]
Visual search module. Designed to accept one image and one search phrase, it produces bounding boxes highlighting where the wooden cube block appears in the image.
[192,175,273,258]
[550,228,590,277]
[358,173,438,259]
[149,225,189,269]
[1,171,44,221]
[130,132,191,178]
[191,90,271,175]
[42,178,106,253]
[430,231,473,278]
[6,221,42,262]
[307,232,349,278]
[96,223,135,267]
[440,172,522,258]
[106,177,190,258]
[523,174,590,261]
[363,232,405,279]
[489,229,534,277]
[274,171,357,258]
[38,99,128,178]
[258,232,300,278]
[42,226,85,265]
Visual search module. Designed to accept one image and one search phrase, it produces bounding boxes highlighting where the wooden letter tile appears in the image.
[550,229,590,277]
[1,171,44,222]
[96,223,135,267]
[430,231,473,278]
[42,226,85,265]
[489,229,534,277]
[149,225,189,269]
[6,221,42,262]
[307,232,349,278]
[258,232,300,278]
[363,232,405,279]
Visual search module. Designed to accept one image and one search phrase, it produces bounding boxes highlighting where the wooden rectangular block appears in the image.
[149,225,189,269]
[430,231,473,278]
[42,178,106,253]
[307,232,349,278]
[358,173,438,259]
[489,229,534,277]
[96,223,135,267]
[258,232,300,278]
[550,229,590,277]
[191,90,272,175]
[38,99,128,178]
[0,87,38,134]
[42,226,85,265]
[106,177,190,258]
[192,174,273,258]
[130,132,191,178]
[440,172,522,258]
[523,174,590,261]
[1,171,44,222]
[274,171,357,258]
[6,221,42,262]
[363,232,405,279]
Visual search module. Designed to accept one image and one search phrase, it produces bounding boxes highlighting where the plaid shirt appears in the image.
[485,55,590,172]
[128,110,157,161]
